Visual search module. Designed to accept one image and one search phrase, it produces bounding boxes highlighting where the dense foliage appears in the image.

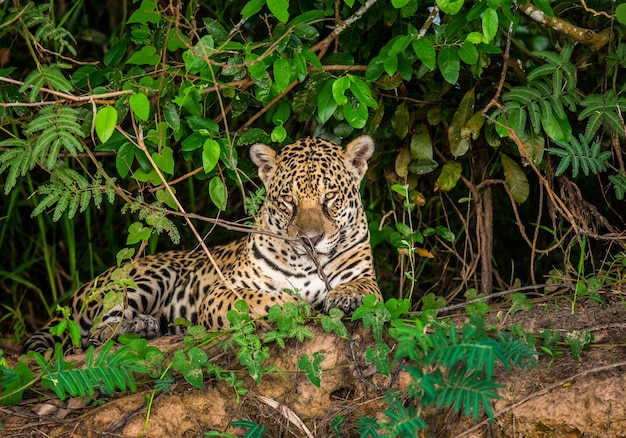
[1,0,626,434]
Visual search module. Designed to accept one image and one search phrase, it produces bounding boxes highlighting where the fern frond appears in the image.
[438,368,503,420]
[609,172,626,200]
[40,341,145,400]
[0,138,38,194]
[23,106,84,169]
[550,134,610,178]
[19,65,73,101]
[579,92,626,139]
[32,167,111,220]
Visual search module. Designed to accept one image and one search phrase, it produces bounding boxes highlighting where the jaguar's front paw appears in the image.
[90,314,160,344]
[325,286,363,315]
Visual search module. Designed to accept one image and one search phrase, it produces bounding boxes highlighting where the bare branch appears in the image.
[518,1,611,51]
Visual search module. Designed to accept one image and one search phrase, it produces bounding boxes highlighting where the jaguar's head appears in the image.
[250,136,374,257]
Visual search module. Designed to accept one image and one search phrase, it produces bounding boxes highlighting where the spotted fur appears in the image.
[24,136,382,353]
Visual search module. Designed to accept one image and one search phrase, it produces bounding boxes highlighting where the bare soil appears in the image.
[2,291,626,437]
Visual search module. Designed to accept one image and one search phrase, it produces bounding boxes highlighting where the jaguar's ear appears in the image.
[250,143,277,184]
[345,135,375,179]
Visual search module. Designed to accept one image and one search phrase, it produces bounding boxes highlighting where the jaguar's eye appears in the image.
[279,194,295,212]
[324,191,338,205]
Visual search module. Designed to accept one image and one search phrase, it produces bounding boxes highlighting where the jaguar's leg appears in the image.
[197,283,299,330]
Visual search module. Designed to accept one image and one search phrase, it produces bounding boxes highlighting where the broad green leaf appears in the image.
[298,352,324,387]
[271,125,287,142]
[151,146,174,175]
[127,221,151,244]
[126,45,160,66]
[129,92,150,121]
[501,153,529,204]
[617,4,626,26]
[273,57,291,93]
[458,40,478,65]
[408,128,439,175]
[438,46,460,84]
[332,76,351,105]
[95,106,118,143]
[209,176,227,210]
[436,0,464,15]
[241,0,265,18]
[103,39,129,66]
[413,38,436,70]
[434,161,462,192]
[202,139,220,173]
[343,101,368,129]
[383,55,398,76]
[116,143,135,178]
[365,343,392,376]
[388,35,412,57]
[317,81,337,124]
[272,102,291,125]
[267,0,289,22]
[482,8,499,42]
[391,102,410,139]
[127,0,161,24]
[392,0,411,7]
[349,76,378,108]
[164,102,181,131]
[448,88,475,157]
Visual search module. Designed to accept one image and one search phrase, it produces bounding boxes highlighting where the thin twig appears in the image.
[312,0,381,58]
[0,75,133,103]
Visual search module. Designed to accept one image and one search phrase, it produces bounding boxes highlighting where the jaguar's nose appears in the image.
[301,233,323,249]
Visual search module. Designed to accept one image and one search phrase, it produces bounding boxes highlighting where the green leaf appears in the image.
[349,76,378,108]
[458,40,478,65]
[271,125,287,142]
[482,8,499,42]
[501,153,529,204]
[103,39,129,66]
[320,308,349,338]
[365,343,392,376]
[436,0,464,15]
[127,0,161,24]
[343,101,368,129]
[126,45,160,66]
[129,92,151,121]
[127,221,151,244]
[332,76,351,106]
[95,106,118,143]
[413,38,437,70]
[151,147,174,175]
[202,139,220,173]
[438,46,460,84]
[317,81,338,124]
[617,4,626,26]
[434,161,462,192]
[448,88,475,157]
[164,103,181,131]
[241,0,265,19]
[391,102,410,139]
[392,0,411,7]
[209,176,227,211]
[298,352,324,387]
[267,0,289,22]
[273,57,291,92]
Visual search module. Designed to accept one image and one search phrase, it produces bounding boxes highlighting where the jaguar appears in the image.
[24,135,382,353]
